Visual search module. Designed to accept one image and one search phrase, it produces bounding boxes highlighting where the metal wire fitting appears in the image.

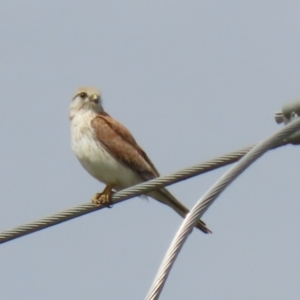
[275,100,300,144]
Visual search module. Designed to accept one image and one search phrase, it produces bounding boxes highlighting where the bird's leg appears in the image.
[92,185,114,207]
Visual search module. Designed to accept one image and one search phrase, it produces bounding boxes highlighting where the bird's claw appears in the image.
[91,186,114,208]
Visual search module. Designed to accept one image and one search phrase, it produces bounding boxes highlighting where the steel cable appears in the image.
[0,142,287,244]
[145,118,300,300]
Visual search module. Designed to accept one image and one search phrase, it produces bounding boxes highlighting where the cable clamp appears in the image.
[275,100,300,144]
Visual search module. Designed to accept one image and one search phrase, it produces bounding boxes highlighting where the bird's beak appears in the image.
[89,94,99,104]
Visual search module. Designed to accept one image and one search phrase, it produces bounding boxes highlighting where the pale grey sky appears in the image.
[1,1,300,299]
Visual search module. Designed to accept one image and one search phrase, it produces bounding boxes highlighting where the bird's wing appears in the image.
[91,113,212,234]
[91,113,159,181]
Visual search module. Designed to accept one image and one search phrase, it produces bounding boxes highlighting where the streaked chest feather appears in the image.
[71,111,140,189]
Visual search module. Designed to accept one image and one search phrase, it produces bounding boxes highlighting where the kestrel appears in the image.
[70,87,211,234]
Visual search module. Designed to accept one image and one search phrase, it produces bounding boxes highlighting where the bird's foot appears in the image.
[92,185,114,208]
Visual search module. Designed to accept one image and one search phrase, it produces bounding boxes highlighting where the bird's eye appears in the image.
[79,92,87,99]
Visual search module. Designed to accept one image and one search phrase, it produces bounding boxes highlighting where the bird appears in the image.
[69,86,211,234]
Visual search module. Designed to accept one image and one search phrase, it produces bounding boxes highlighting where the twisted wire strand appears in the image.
[145,118,300,300]
[0,143,287,245]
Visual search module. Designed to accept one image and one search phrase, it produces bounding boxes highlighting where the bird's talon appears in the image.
[91,188,113,207]
[91,193,102,207]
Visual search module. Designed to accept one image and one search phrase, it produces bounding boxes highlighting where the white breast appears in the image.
[71,110,141,190]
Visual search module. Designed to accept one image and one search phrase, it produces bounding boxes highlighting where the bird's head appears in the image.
[70,86,104,119]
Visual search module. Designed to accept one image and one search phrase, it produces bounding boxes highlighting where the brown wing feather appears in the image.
[91,113,158,180]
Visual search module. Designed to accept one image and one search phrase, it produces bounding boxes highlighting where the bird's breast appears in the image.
[71,113,140,190]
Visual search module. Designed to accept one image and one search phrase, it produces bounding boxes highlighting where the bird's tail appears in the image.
[147,188,212,234]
